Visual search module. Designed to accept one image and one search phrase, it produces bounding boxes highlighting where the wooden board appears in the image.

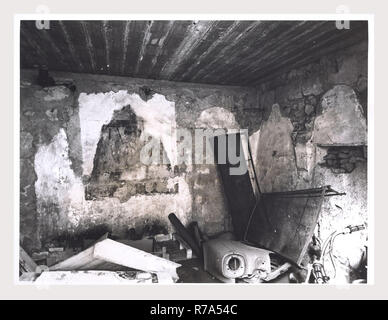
[94,239,180,278]
[50,238,181,280]
[245,191,325,265]
[20,247,38,273]
[35,271,155,284]
[19,272,40,282]
[213,133,256,240]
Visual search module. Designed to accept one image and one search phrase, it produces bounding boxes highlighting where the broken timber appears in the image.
[50,238,181,281]
[35,271,155,284]
[20,247,38,273]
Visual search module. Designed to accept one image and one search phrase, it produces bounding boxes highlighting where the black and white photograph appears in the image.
[17,17,370,285]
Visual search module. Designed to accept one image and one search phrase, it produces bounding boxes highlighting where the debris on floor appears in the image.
[19,247,38,274]
[19,233,181,284]
[50,237,180,282]
[35,271,156,284]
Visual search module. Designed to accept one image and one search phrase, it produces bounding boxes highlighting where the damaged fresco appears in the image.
[20,70,259,252]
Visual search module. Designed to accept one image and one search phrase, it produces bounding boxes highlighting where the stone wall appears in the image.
[20,70,260,253]
[251,41,368,283]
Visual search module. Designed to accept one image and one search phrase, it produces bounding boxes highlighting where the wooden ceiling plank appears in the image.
[179,20,242,81]
[43,21,81,70]
[61,21,94,74]
[149,21,193,79]
[133,20,154,76]
[20,33,42,68]
[102,21,111,74]
[103,21,125,75]
[194,21,286,83]
[80,21,97,73]
[120,21,131,74]
[170,20,236,81]
[26,21,74,71]
[20,20,368,87]
[147,21,176,76]
[58,21,85,72]
[187,21,262,83]
[159,20,215,80]
[138,21,175,78]
[247,24,368,86]
[236,21,367,85]
[229,21,331,84]
[20,22,52,68]
[203,21,314,84]
[122,21,149,76]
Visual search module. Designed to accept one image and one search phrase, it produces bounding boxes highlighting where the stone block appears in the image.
[302,76,324,96]
[304,104,315,116]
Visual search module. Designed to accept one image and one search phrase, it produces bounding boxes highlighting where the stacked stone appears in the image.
[282,94,318,144]
[86,179,179,201]
[321,146,366,173]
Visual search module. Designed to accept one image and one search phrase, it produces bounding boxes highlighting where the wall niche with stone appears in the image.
[318,145,367,174]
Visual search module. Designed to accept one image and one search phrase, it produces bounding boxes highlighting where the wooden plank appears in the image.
[94,239,181,279]
[35,271,155,284]
[116,238,154,253]
[245,189,326,265]
[150,21,193,79]
[50,238,181,280]
[197,21,285,83]
[170,21,235,82]
[122,21,150,75]
[264,262,292,282]
[160,21,215,79]
[20,247,38,273]
[49,246,95,271]
[19,272,39,282]
[155,272,174,284]
[213,133,256,240]
[173,233,193,259]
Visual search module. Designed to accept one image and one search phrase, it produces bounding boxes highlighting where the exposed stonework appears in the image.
[255,41,368,283]
[20,70,258,250]
[319,146,367,174]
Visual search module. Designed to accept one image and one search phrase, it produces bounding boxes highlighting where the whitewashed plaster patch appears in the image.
[195,107,240,129]
[34,129,85,229]
[313,85,367,145]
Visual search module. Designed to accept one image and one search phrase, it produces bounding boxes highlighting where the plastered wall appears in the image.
[250,41,368,283]
[20,70,259,252]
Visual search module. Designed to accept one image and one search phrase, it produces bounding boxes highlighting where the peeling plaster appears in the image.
[195,106,239,129]
[34,129,85,233]
[20,70,262,247]
[251,104,298,192]
[84,176,191,235]
[78,92,126,176]
[34,127,192,237]
[313,85,367,145]
[79,91,177,176]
